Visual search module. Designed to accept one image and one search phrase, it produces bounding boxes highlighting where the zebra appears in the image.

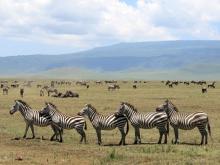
[3,86,9,95]
[115,102,169,144]
[156,99,211,145]
[9,100,61,141]
[77,104,129,145]
[39,102,87,143]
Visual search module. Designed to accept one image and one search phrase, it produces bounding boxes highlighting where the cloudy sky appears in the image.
[0,0,220,56]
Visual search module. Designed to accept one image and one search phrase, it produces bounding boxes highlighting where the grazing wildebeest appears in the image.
[86,85,89,89]
[20,88,24,98]
[95,81,102,85]
[208,82,215,88]
[37,84,42,88]
[168,84,173,88]
[202,87,207,93]
[133,85,137,89]
[47,88,58,96]
[108,84,120,91]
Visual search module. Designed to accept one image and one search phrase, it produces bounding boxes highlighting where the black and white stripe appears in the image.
[78,104,129,145]
[156,99,211,145]
[39,102,87,143]
[116,102,169,144]
[9,100,61,140]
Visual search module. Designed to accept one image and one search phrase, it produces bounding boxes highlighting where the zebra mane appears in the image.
[87,104,99,114]
[167,100,179,112]
[122,102,138,112]
[16,100,32,109]
[46,102,59,111]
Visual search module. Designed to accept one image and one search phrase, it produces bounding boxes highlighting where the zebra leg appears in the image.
[76,128,86,144]
[50,125,58,141]
[157,128,163,144]
[118,128,126,145]
[173,128,179,144]
[198,125,207,145]
[30,124,35,139]
[96,129,102,145]
[57,127,63,143]
[158,126,167,144]
[134,127,140,144]
[164,128,168,144]
[23,123,30,138]
[137,128,141,144]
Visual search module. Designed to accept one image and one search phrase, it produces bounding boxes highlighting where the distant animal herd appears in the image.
[1,79,215,145]
[1,80,216,98]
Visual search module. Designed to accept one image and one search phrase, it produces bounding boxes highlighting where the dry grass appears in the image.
[0,80,219,165]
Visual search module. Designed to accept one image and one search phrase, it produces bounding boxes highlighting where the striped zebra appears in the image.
[115,102,169,144]
[9,100,61,141]
[39,102,87,143]
[156,99,211,145]
[77,104,129,145]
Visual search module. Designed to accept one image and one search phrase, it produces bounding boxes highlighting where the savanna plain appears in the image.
[0,80,219,165]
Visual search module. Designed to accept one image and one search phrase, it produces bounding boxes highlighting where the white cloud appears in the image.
[0,0,220,51]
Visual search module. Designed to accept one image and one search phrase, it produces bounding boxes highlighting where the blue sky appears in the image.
[0,0,220,57]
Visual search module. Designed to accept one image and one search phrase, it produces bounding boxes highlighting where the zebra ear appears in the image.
[120,102,124,105]
[45,102,48,106]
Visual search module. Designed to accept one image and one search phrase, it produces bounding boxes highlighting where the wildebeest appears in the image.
[108,84,120,91]
[47,88,58,96]
[208,82,215,88]
[20,88,24,98]
[168,84,173,88]
[133,85,137,89]
[95,81,102,85]
[52,90,79,98]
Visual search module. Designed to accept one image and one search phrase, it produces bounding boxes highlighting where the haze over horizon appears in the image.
[1,0,220,57]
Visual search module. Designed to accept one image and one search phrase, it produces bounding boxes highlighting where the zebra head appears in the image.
[78,104,91,116]
[157,99,178,115]
[9,100,20,115]
[115,102,126,116]
[39,102,55,117]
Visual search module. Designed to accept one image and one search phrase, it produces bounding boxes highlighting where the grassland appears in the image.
[0,80,219,165]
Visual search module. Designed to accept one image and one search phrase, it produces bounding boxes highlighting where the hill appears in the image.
[1,40,220,79]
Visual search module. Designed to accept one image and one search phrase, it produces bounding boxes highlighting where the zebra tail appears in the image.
[167,121,169,136]
[125,119,129,135]
[84,121,87,130]
[207,118,212,140]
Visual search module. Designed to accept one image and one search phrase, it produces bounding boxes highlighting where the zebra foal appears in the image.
[9,100,61,141]
[78,104,129,145]
[156,99,211,145]
[39,102,87,143]
[115,102,169,144]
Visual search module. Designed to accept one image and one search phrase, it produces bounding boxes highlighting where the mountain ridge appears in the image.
[0,40,220,79]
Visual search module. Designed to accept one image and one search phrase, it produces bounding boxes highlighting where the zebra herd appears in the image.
[10,99,212,145]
